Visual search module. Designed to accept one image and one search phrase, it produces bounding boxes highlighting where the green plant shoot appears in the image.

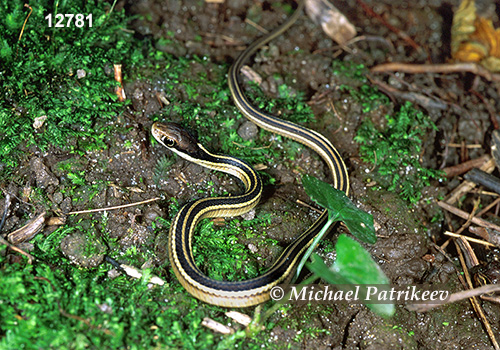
[294,174,393,317]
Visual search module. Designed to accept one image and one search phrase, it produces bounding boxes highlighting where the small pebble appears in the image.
[237,121,258,140]
[30,158,59,189]
[240,209,256,221]
[76,69,86,79]
[60,232,106,268]
[53,192,64,204]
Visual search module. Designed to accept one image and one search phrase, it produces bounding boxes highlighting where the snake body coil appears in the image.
[152,0,349,307]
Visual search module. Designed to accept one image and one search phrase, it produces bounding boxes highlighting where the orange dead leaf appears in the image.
[451,0,500,72]
[471,17,499,56]
[453,41,488,62]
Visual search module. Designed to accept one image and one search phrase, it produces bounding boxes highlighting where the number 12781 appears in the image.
[44,14,92,28]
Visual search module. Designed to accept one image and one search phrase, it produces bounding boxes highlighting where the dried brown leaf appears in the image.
[305,0,356,45]
[7,212,46,244]
[451,0,500,72]
[451,0,477,55]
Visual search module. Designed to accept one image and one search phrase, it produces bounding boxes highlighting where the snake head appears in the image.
[152,122,202,158]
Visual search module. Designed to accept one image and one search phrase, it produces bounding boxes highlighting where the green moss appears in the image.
[330,62,441,203]
[193,214,273,281]
[1,207,278,349]
[332,60,368,82]
[0,246,216,349]
[354,101,442,203]
[0,1,138,171]
[0,242,282,349]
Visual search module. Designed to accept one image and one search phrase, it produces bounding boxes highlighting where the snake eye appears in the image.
[163,137,176,147]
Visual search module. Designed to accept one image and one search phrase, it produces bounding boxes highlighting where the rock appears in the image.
[30,158,59,189]
[60,232,106,268]
[237,121,259,140]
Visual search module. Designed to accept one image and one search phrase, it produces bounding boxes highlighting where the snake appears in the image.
[151,0,349,307]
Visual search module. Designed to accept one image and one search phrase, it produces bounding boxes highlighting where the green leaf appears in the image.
[307,254,351,285]
[333,235,388,285]
[307,235,394,317]
[302,174,376,244]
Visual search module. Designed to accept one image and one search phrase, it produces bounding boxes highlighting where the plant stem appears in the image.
[293,215,337,282]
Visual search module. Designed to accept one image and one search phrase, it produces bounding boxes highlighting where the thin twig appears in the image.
[454,239,499,350]
[447,143,482,149]
[371,62,500,82]
[67,197,161,215]
[0,235,35,263]
[296,199,322,214]
[442,155,490,178]
[455,199,479,235]
[244,18,269,35]
[202,317,234,334]
[438,201,500,232]
[368,76,447,110]
[444,231,495,247]
[408,284,500,312]
[18,4,32,42]
[356,0,421,52]
[476,197,500,218]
